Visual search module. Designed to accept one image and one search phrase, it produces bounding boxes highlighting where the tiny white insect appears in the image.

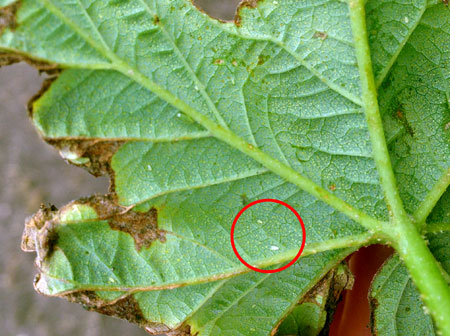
[176,113,182,117]
[257,219,263,224]
[270,245,279,251]
[147,164,152,171]
[404,17,409,23]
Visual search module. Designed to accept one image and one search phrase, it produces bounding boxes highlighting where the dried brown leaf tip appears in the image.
[67,290,192,335]
[47,139,125,177]
[80,195,166,251]
[21,203,59,260]
[0,2,19,33]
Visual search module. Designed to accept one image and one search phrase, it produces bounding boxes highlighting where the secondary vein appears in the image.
[414,167,450,229]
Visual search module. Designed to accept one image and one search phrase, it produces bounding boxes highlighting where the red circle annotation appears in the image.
[230,198,306,273]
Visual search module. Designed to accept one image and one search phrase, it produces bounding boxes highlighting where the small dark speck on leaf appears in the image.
[241,194,250,206]
[314,31,328,40]
[153,14,160,25]
[214,59,224,65]
[329,184,336,191]
[393,108,414,137]
[257,55,269,65]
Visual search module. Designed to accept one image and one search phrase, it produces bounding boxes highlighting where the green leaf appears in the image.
[370,231,450,336]
[370,191,450,336]
[275,264,353,336]
[376,4,450,217]
[2,0,450,334]
[370,254,436,336]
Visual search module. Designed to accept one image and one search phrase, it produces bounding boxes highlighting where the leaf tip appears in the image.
[0,1,19,33]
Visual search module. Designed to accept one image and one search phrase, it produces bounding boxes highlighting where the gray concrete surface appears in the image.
[0,1,239,335]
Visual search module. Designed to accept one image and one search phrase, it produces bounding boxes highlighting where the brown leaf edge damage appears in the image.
[234,0,262,26]
[46,139,125,180]
[319,263,354,336]
[22,198,190,333]
[60,290,194,335]
[25,72,125,190]
[22,195,166,259]
[270,264,354,336]
[0,52,59,73]
[189,0,227,23]
[192,0,264,25]
[368,255,393,336]
[0,1,19,33]
[79,194,166,251]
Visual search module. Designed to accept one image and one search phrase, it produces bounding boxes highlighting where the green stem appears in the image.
[414,168,450,230]
[394,223,450,334]
[348,0,408,222]
[349,1,450,334]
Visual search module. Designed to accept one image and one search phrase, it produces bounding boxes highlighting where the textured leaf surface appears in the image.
[370,190,450,336]
[377,4,450,214]
[1,0,450,334]
[275,264,352,336]
[369,232,450,336]
[370,254,436,336]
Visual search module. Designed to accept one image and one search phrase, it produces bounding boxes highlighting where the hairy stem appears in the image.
[349,1,450,334]
[349,0,408,222]
[394,223,450,334]
[425,222,450,234]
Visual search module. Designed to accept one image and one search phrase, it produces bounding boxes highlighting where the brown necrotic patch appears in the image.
[314,31,328,40]
[46,139,125,178]
[0,2,19,32]
[234,0,261,26]
[79,195,166,251]
[65,290,192,334]
[22,203,60,260]
[66,291,147,326]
